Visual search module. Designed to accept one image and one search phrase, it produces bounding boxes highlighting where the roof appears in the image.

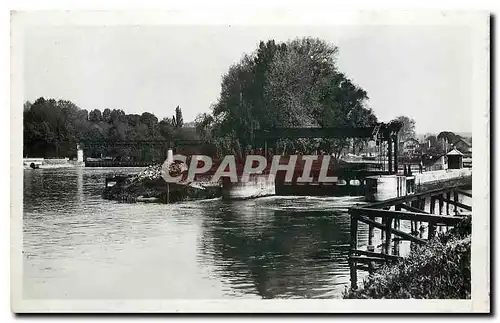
[447,148,464,156]
[454,138,472,147]
[405,138,419,143]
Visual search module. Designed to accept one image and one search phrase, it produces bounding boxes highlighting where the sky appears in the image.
[23,24,475,134]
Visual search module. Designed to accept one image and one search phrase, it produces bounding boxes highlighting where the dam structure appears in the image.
[96,121,472,203]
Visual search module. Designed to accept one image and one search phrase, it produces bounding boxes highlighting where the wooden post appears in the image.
[410,200,418,235]
[349,214,359,289]
[430,196,436,214]
[394,205,401,256]
[419,198,426,212]
[385,217,392,255]
[380,217,385,243]
[438,194,444,232]
[368,261,375,274]
[368,216,374,249]
[446,191,451,215]
[453,190,459,215]
[428,196,436,239]
[415,198,423,238]
[393,135,399,174]
[388,137,393,174]
[418,198,425,239]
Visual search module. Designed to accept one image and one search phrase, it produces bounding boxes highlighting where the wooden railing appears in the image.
[348,185,472,289]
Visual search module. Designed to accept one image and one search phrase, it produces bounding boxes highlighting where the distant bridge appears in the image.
[80,139,205,148]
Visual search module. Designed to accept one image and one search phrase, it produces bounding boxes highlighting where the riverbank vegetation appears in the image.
[23,98,199,159]
[344,216,471,299]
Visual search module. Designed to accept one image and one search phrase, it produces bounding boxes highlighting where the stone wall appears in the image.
[414,168,472,187]
[366,168,472,202]
[221,174,276,200]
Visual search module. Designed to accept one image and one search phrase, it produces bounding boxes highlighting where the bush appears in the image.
[344,216,471,299]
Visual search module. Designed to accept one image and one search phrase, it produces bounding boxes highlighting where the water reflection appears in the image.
[199,199,355,298]
[24,168,362,299]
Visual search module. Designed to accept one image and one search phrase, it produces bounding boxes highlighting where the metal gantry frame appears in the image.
[253,122,403,174]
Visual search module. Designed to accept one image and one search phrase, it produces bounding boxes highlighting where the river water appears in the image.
[23,167,368,299]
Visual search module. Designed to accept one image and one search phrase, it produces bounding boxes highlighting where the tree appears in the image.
[23,97,87,157]
[24,101,32,112]
[159,117,174,139]
[89,109,102,123]
[437,131,461,144]
[102,108,111,123]
[23,97,182,160]
[437,131,462,151]
[194,112,214,139]
[393,116,416,143]
[207,37,377,156]
[140,112,158,127]
[172,106,183,128]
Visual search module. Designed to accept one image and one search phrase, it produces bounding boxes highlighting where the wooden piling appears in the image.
[385,217,392,255]
[394,205,401,255]
[438,194,445,232]
[428,196,436,239]
[349,213,358,289]
[417,198,425,239]
[446,191,451,215]
[368,216,374,248]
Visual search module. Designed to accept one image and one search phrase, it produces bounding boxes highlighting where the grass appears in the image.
[344,216,471,299]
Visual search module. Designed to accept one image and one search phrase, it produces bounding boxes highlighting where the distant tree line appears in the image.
[23,97,197,160]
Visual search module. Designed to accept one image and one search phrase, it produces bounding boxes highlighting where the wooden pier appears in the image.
[348,184,472,289]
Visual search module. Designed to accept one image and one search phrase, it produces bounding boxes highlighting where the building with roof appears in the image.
[447,148,464,169]
[453,138,472,155]
[400,138,420,156]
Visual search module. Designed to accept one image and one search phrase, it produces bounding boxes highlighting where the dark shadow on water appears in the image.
[199,200,352,299]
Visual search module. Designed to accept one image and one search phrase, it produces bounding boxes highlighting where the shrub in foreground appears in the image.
[344,216,471,299]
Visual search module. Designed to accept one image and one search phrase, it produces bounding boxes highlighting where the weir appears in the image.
[94,121,473,205]
[221,121,403,199]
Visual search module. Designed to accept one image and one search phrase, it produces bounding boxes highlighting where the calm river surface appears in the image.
[23,167,368,299]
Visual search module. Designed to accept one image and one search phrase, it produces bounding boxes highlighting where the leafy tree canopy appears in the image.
[196,37,378,157]
[23,97,190,159]
[393,116,416,143]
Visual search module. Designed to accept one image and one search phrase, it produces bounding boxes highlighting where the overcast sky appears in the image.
[24,24,474,134]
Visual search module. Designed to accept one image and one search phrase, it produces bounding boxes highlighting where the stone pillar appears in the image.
[77,144,84,162]
[166,148,174,164]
